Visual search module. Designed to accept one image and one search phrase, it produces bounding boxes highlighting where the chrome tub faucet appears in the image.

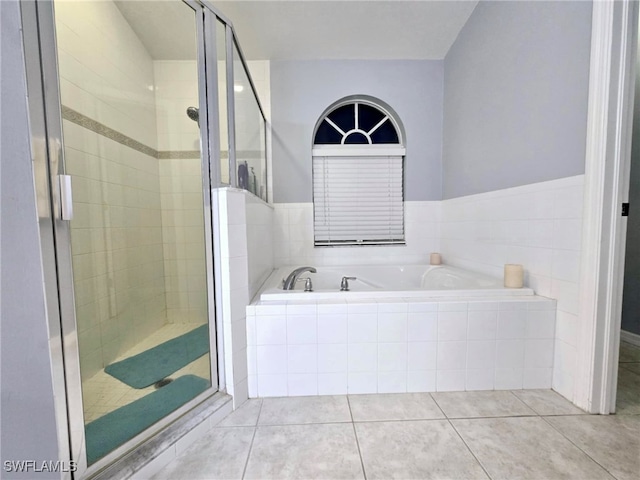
[283,266,317,290]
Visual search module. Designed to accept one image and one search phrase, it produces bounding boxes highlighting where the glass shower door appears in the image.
[52,0,216,468]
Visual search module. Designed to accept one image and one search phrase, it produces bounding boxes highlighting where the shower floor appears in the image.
[82,323,211,423]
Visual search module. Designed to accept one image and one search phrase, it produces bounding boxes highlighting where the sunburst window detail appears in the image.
[314,102,400,145]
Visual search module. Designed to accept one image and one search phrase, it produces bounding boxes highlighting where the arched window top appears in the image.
[312,97,406,246]
[313,97,404,146]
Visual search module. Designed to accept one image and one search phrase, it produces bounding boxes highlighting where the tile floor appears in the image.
[82,323,211,422]
[151,389,639,480]
[617,341,640,415]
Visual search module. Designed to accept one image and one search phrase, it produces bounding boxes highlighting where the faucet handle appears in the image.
[340,276,357,291]
[297,277,313,292]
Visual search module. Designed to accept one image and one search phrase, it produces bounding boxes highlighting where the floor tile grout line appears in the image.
[422,384,500,480]
[538,415,622,480]
[347,396,368,480]
[507,390,541,416]
[240,400,264,480]
[346,396,355,423]
[428,391,448,418]
[252,393,589,423]
[255,398,264,426]
[446,418,494,480]
[253,418,449,427]
[428,391,541,421]
[258,420,353,426]
[438,413,540,421]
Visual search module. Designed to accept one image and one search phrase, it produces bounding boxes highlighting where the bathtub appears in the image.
[259,265,534,301]
[247,264,555,397]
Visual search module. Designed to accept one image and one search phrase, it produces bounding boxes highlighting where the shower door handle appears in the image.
[59,174,74,221]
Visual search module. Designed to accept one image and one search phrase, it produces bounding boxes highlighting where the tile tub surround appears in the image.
[216,188,274,406]
[273,201,441,267]
[440,175,584,400]
[274,176,584,401]
[246,297,556,397]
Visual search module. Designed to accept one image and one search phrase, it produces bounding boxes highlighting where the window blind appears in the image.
[313,155,404,246]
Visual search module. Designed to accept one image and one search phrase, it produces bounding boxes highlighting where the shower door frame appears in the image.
[21,0,226,477]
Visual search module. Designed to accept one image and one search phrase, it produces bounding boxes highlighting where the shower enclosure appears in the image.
[21,0,267,477]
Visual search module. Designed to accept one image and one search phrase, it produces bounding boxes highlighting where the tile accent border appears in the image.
[62,106,157,157]
[62,106,200,160]
[157,150,200,160]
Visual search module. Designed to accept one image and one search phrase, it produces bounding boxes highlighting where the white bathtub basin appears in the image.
[259,265,534,301]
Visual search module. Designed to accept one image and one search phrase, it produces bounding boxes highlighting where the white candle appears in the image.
[504,264,524,288]
[430,253,442,265]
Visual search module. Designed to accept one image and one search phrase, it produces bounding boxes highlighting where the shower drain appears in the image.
[154,378,173,389]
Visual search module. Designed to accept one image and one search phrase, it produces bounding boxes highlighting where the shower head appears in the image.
[186,106,199,125]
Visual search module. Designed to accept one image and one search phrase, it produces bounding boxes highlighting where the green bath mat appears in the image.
[105,325,209,388]
[85,374,209,464]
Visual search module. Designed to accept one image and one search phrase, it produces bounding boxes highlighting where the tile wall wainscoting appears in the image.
[272,201,441,267]
[246,297,556,397]
[440,175,584,400]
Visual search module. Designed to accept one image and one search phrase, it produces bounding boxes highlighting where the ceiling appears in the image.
[213,0,479,60]
[115,0,478,61]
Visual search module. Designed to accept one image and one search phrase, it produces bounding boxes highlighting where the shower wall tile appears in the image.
[64,121,165,381]
[55,0,158,149]
[153,59,209,327]
[55,0,165,380]
[159,157,207,325]
[154,61,201,152]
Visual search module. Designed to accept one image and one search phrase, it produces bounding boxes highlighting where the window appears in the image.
[312,98,406,246]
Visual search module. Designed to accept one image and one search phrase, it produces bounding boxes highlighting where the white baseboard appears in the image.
[621,330,640,347]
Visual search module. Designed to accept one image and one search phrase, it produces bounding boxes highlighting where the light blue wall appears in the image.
[622,35,640,337]
[442,0,592,199]
[271,60,443,203]
[0,0,61,476]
